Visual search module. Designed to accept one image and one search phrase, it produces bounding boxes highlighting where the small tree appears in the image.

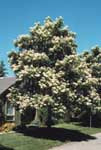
[0,60,6,123]
[0,61,6,77]
[7,17,100,127]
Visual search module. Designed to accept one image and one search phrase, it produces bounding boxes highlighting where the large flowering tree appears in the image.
[7,17,100,127]
[78,46,101,127]
[82,47,101,110]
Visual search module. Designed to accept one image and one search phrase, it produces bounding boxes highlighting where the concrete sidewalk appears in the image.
[49,133,101,150]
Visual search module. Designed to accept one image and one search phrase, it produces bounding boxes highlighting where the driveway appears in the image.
[49,133,101,150]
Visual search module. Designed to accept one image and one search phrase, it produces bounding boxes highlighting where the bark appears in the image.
[46,105,52,128]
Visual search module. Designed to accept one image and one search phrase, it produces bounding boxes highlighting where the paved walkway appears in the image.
[49,133,101,150]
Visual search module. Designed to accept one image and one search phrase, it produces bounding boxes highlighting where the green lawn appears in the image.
[0,122,101,150]
[0,133,61,150]
[55,122,101,135]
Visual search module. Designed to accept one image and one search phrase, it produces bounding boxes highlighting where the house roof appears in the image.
[0,77,16,95]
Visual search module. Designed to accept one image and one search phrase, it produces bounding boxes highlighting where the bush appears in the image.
[0,123,15,132]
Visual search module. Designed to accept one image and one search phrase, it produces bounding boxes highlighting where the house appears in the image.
[0,77,21,126]
[0,77,35,126]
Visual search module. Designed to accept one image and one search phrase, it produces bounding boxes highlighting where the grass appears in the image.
[0,122,101,150]
[0,133,61,150]
[55,122,101,135]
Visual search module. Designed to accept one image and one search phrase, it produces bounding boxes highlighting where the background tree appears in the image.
[82,46,101,100]
[8,17,100,127]
[81,46,101,127]
[0,60,6,123]
[0,60,6,77]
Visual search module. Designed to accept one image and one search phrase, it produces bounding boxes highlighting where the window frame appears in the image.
[5,101,15,121]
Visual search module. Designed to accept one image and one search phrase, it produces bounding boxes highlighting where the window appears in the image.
[5,102,15,121]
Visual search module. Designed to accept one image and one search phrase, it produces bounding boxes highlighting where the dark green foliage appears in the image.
[0,61,6,77]
[21,107,36,125]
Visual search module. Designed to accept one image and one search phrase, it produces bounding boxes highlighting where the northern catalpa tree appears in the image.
[7,17,100,127]
[82,46,101,111]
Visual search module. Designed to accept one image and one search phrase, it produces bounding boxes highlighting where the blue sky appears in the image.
[0,0,101,76]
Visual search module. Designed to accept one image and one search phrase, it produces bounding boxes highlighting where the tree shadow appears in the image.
[14,126,96,142]
[0,144,14,150]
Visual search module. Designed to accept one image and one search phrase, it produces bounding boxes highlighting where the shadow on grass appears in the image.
[0,144,14,150]
[14,126,96,142]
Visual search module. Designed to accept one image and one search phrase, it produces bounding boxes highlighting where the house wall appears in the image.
[0,93,21,126]
[0,91,35,126]
[0,95,5,123]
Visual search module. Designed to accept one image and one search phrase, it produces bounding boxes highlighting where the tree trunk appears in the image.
[90,106,93,128]
[34,108,40,126]
[46,105,52,128]
[90,113,92,128]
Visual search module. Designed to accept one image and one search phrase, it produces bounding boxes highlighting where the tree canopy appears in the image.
[81,46,101,111]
